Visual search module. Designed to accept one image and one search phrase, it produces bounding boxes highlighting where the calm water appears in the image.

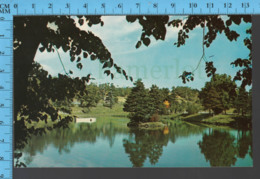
[16,119,253,167]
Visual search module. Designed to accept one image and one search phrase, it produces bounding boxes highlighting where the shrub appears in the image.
[186,102,201,115]
[150,113,160,122]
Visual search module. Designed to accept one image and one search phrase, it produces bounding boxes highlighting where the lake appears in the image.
[15,118,253,167]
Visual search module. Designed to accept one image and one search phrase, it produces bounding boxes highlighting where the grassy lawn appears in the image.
[202,114,235,124]
[23,100,251,130]
[71,102,128,119]
[180,113,251,129]
[71,102,130,128]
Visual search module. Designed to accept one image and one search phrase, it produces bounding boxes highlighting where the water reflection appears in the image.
[123,129,169,167]
[16,120,253,167]
[198,130,252,167]
[17,121,129,166]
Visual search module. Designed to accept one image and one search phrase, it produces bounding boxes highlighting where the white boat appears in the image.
[75,118,96,123]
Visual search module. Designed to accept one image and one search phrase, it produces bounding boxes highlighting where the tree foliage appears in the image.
[103,84,118,109]
[14,16,134,152]
[15,62,87,150]
[14,16,132,120]
[200,74,237,114]
[14,15,252,155]
[79,83,101,111]
[123,80,154,123]
[234,87,251,116]
[126,15,251,87]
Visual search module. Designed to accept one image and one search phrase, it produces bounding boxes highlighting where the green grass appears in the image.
[71,102,130,128]
[180,113,251,130]
[23,100,251,130]
[181,113,211,122]
[72,102,128,119]
[202,114,235,124]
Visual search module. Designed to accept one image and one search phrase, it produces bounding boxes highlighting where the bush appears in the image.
[150,113,160,122]
[186,102,201,115]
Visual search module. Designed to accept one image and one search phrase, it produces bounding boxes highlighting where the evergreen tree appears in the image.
[234,87,249,116]
[79,83,101,112]
[123,80,154,123]
[149,85,164,115]
[160,88,170,101]
[103,83,118,109]
[169,87,178,114]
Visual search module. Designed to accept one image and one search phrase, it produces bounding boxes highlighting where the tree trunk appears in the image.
[14,17,46,121]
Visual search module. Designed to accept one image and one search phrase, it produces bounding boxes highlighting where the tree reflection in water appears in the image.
[15,120,252,167]
[15,121,129,167]
[123,129,169,167]
[198,129,252,167]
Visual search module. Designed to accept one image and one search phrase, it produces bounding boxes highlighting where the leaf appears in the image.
[77,57,81,62]
[39,47,45,52]
[78,19,84,26]
[135,41,142,49]
[70,56,75,62]
[103,61,112,69]
[143,38,151,46]
[104,70,110,76]
[122,70,126,77]
[116,67,121,74]
[83,52,88,58]
[77,63,83,70]
[126,16,137,23]
[226,19,232,26]
[130,76,133,82]
[90,54,97,61]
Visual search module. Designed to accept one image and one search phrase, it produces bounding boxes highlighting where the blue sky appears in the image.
[35,16,251,90]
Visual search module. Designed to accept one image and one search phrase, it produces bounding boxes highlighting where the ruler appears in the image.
[0,0,258,178]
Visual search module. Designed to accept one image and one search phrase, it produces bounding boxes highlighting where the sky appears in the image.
[34,16,251,90]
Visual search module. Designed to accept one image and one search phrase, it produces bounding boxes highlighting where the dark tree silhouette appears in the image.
[14,16,132,156]
[126,15,251,87]
[14,16,132,121]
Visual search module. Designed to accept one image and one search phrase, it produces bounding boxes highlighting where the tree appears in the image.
[200,86,223,114]
[234,87,249,116]
[15,62,88,151]
[160,88,170,101]
[103,83,118,109]
[14,16,134,154]
[149,85,164,115]
[79,83,101,112]
[169,87,178,114]
[123,80,154,123]
[126,15,251,87]
[14,15,251,154]
[200,74,237,114]
[14,16,131,119]
[186,102,202,115]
